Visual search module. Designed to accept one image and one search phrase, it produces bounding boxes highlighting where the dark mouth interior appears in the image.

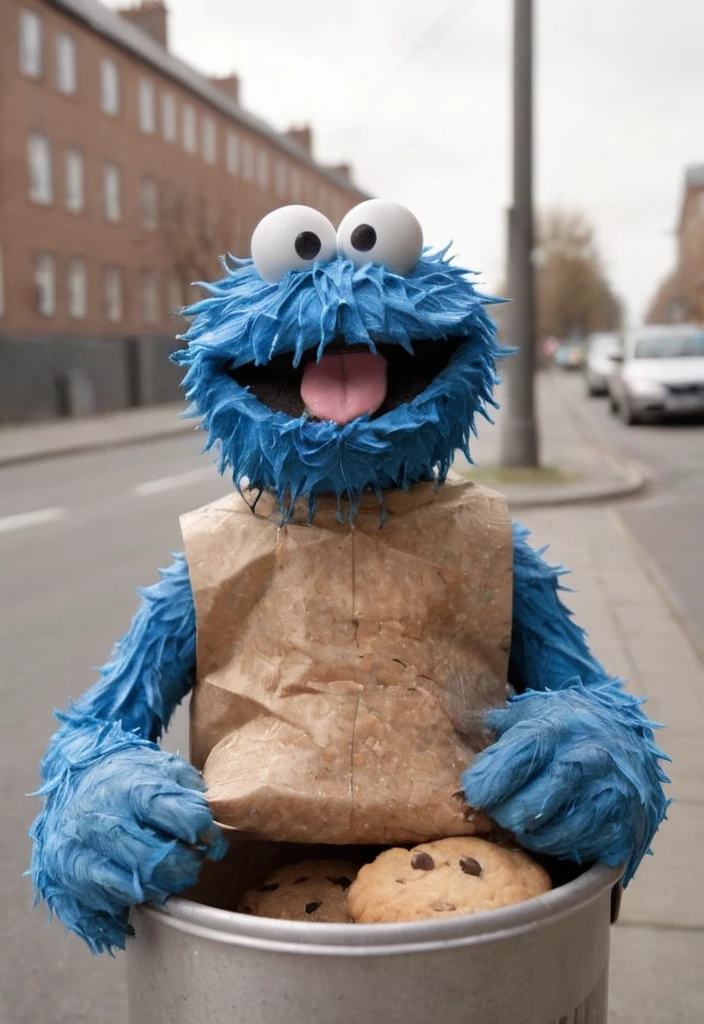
[227,338,463,420]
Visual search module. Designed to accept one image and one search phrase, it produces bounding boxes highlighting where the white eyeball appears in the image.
[251,205,337,283]
[337,199,423,276]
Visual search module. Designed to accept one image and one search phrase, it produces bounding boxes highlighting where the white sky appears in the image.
[108,0,704,322]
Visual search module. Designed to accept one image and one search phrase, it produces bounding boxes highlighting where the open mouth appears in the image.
[227,338,463,424]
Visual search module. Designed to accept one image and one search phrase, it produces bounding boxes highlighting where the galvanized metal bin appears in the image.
[127,838,621,1024]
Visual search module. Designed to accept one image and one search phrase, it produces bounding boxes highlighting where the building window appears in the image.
[256,150,269,191]
[242,139,255,183]
[202,116,217,165]
[34,252,55,316]
[104,266,122,322]
[167,275,183,314]
[140,178,158,230]
[289,167,302,202]
[182,104,197,153]
[139,77,156,134]
[162,92,177,142]
[226,130,239,176]
[275,160,287,199]
[64,148,84,213]
[103,161,121,223]
[101,58,119,115]
[55,32,77,94]
[19,9,43,78]
[67,258,87,319]
[28,133,53,204]
[141,270,159,324]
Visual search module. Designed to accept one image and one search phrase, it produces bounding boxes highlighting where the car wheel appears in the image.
[619,396,639,426]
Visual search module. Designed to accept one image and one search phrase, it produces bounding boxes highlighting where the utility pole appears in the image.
[500,0,539,467]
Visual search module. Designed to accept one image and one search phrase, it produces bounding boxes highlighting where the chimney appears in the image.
[118,2,169,48]
[209,74,240,105]
[326,163,353,186]
[286,126,313,156]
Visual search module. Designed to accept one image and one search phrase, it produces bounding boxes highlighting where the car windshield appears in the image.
[633,333,704,359]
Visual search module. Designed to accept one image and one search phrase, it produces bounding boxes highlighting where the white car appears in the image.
[608,324,704,424]
[585,332,621,396]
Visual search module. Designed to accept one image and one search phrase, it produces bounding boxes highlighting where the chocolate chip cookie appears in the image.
[347,838,551,923]
[238,859,359,922]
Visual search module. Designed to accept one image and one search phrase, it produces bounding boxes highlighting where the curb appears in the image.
[503,452,649,510]
[0,420,194,469]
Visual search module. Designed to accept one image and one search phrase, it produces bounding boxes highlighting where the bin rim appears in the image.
[134,862,622,958]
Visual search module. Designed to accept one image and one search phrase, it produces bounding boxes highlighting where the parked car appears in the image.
[584,332,621,396]
[608,324,704,425]
[554,339,585,371]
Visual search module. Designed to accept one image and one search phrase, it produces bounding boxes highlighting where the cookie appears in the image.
[347,837,551,923]
[237,859,359,922]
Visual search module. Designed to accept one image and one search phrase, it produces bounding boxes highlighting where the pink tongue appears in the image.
[301,352,388,425]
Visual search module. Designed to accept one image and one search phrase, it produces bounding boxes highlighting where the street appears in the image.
[0,373,702,1023]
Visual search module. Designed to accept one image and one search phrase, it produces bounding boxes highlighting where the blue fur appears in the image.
[29,555,227,954]
[30,234,669,956]
[462,524,670,883]
[173,251,505,518]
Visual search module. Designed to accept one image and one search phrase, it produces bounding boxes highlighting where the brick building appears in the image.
[0,0,366,423]
[647,165,704,325]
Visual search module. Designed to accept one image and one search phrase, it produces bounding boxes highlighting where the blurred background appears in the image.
[1,2,703,1022]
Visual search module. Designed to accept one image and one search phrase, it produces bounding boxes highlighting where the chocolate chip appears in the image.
[432,901,456,912]
[327,876,352,890]
[242,906,253,914]
[257,882,279,892]
[411,851,435,871]
[459,856,482,877]
[294,877,309,884]
[305,901,322,914]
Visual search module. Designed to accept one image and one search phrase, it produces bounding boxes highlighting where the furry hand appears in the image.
[30,719,227,953]
[462,686,669,883]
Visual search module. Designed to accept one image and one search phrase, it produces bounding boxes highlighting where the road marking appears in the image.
[132,467,215,496]
[0,507,68,534]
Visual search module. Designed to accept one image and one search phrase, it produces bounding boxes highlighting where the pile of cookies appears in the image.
[238,837,551,924]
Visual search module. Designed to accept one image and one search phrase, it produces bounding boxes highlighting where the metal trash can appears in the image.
[127,838,621,1024]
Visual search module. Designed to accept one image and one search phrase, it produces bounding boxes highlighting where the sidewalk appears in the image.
[453,370,645,507]
[518,503,704,1023]
[0,402,191,467]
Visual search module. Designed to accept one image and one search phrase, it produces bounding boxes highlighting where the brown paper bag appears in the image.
[182,479,513,845]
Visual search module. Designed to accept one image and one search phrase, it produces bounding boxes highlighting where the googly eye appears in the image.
[251,205,337,283]
[337,199,423,276]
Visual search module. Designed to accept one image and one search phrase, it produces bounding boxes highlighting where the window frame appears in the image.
[34,251,56,317]
[27,132,53,205]
[103,265,123,323]
[140,177,158,231]
[182,104,197,153]
[64,147,85,213]
[202,116,217,165]
[103,161,122,223]
[162,91,177,142]
[19,8,43,79]
[141,269,160,325]
[138,77,156,135]
[100,57,120,116]
[55,31,77,95]
[67,257,87,320]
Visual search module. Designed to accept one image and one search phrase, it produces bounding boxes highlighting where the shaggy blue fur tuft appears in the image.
[173,251,506,518]
[463,524,671,883]
[29,556,227,954]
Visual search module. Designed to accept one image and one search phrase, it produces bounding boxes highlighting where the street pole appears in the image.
[500,0,539,467]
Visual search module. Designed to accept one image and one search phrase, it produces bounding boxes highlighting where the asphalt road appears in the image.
[0,379,702,1023]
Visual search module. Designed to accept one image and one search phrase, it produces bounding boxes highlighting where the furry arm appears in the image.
[29,554,227,954]
[462,523,670,884]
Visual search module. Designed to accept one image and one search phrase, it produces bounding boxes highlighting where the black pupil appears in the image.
[350,223,377,252]
[295,231,322,260]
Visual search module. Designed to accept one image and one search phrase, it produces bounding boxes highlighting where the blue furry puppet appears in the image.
[29,201,669,954]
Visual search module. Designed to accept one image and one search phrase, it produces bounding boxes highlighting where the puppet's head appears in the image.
[174,200,504,519]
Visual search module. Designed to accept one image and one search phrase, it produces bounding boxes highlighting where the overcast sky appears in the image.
[109,0,704,323]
